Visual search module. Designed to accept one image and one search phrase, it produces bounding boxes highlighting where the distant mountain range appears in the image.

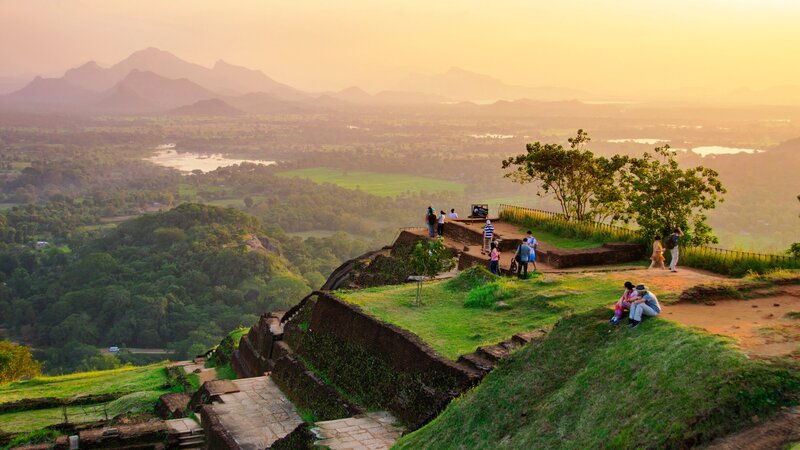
[4,48,796,114]
[393,67,588,103]
[0,48,600,115]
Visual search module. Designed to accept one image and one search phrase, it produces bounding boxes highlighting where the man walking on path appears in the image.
[482,220,494,254]
[667,227,683,272]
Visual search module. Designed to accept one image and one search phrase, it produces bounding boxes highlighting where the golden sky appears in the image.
[2,0,799,94]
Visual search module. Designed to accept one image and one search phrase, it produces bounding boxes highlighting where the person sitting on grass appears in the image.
[628,284,661,329]
[609,281,638,325]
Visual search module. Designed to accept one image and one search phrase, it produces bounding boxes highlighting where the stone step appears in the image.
[499,340,520,351]
[457,352,496,373]
[476,344,509,363]
[512,330,547,346]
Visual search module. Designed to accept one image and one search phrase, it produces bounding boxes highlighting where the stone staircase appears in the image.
[457,330,548,375]
[166,418,206,449]
[311,411,404,450]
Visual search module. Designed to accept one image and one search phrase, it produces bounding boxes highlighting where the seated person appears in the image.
[609,281,637,325]
[629,284,662,329]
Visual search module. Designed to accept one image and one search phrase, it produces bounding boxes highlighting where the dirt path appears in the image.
[664,286,800,358]
[706,406,800,450]
[606,267,731,296]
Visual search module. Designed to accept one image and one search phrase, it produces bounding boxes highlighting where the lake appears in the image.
[146,149,275,173]
[690,146,763,157]
[607,138,669,145]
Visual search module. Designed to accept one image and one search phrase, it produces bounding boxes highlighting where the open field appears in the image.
[276,167,465,197]
[0,364,170,404]
[339,272,628,359]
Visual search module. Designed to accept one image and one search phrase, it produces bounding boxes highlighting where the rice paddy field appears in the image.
[276,167,465,197]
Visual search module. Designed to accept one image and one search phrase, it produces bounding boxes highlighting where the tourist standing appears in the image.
[482,220,495,254]
[649,236,666,270]
[515,240,531,279]
[667,227,683,272]
[437,210,446,237]
[426,207,437,237]
[526,230,538,271]
[489,241,500,274]
[628,284,661,328]
[449,208,459,219]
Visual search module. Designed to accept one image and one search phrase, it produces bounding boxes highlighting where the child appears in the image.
[489,241,500,274]
[610,281,638,325]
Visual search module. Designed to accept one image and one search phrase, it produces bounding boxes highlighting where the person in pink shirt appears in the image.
[489,241,500,274]
[609,281,638,325]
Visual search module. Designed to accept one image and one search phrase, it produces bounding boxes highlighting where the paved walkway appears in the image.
[313,412,404,450]
[209,376,303,450]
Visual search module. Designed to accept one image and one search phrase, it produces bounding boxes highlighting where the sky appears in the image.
[1,0,799,94]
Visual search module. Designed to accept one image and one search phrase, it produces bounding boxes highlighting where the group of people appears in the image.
[649,227,683,272]
[610,282,662,328]
[425,206,459,238]
[482,220,538,278]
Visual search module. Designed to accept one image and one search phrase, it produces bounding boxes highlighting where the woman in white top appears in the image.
[437,210,446,236]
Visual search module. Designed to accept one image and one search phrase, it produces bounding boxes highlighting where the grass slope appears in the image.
[0,391,167,433]
[0,364,170,403]
[0,364,175,433]
[395,309,800,449]
[339,273,622,359]
[276,167,465,197]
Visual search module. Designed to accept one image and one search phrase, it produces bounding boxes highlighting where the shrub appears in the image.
[446,266,498,292]
[464,280,515,308]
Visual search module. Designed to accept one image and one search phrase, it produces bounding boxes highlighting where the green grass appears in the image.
[0,391,166,433]
[276,167,465,197]
[520,226,604,250]
[1,429,62,450]
[395,308,800,449]
[0,364,170,403]
[338,273,622,359]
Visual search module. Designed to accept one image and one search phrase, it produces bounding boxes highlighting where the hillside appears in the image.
[0,204,311,373]
[394,307,800,449]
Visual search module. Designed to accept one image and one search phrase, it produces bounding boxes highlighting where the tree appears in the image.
[0,341,41,384]
[787,194,800,258]
[244,196,254,208]
[621,146,726,245]
[501,130,627,221]
[410,238,455,306]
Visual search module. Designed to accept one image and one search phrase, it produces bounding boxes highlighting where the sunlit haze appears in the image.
[2,0,799,96]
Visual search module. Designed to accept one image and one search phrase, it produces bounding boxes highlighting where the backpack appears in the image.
[666,234,679,250]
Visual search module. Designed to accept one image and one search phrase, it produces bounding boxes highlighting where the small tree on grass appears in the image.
[410,238,454,306]
[0,341,41,384]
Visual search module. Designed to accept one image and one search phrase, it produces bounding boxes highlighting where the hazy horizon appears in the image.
[2,0,800,96]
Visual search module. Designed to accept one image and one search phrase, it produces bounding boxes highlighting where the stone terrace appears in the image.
[206,376,303,449]
[313,412,404,450]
